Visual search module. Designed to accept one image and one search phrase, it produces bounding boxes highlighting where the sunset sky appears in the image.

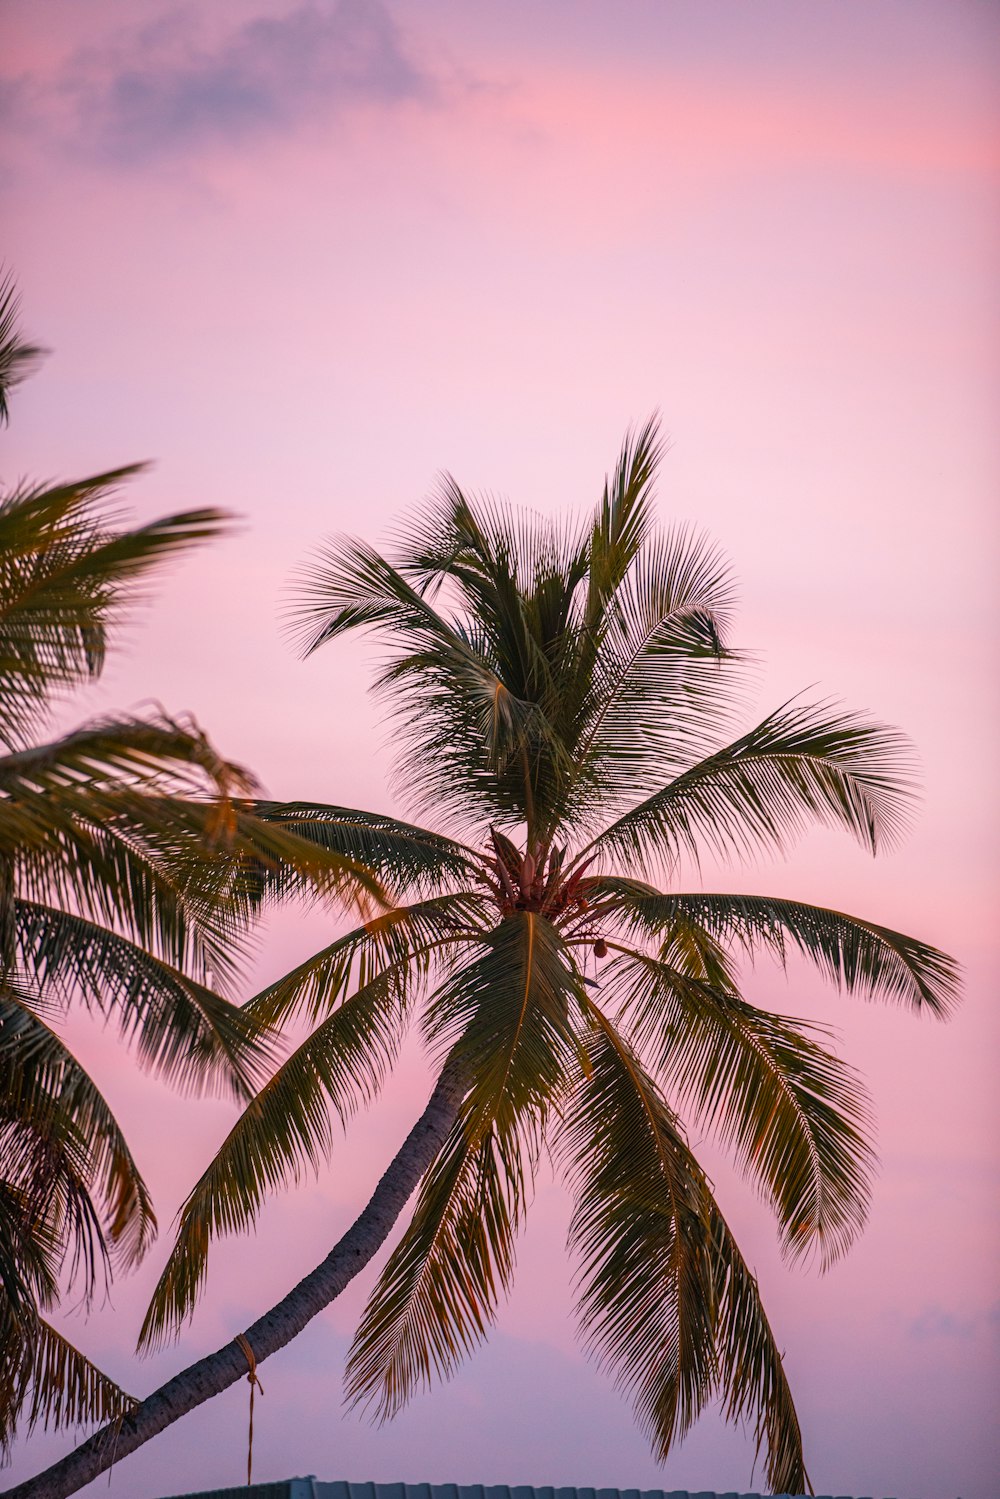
[2,3,998,1497]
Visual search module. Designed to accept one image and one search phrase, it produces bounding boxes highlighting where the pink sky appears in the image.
[2,3,998,1496]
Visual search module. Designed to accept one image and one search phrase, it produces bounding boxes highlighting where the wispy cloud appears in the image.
[908,1301,1000,1341]
[5,0,437,165]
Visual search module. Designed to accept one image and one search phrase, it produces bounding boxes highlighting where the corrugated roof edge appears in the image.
[155,1480,897,1499]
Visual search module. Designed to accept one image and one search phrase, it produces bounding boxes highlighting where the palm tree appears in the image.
[8,418,958,1499]
[0,275,43,428]
[0,281,380,1463]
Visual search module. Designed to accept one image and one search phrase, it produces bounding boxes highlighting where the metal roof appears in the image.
[156,1481,896,1499]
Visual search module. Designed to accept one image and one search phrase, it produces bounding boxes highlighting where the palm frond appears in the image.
[561,526,741,827]
[284,530,575,833]
[424,910,584,1137]
[346,913,583,1415]
[559,1004,810,1494]
[143,799,395,943]
[343,1111,522,1419]
[395,470,590,605]
[380,651,564,831]
[239,802,480,903]
[604,883,960,1017]
[245,893,486,1029]
[0,989,157,1287]
[0,1171,60,1319]
[0,271,44,427]
[14,901,268,1099]
[139,943,439,1350]
[0,714,254,802]
[0,1310,136,1456]
[603,946,875,1263]
[545,414,670,779]
[586,698,916,872]
[391,479,584,728]
[710,1206,811,1495]
[581,413,665,625]
[392,481,597,836]
[4,800,242,994]
[559,1006,717,1453]
[0,475,233,745]
[286,533,478,661]
[0,716,262,988]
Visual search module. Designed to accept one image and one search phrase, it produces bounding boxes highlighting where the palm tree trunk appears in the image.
[3,1061,467,1499]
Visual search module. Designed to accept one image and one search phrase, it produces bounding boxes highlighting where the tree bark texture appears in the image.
[3,1061,467,1499]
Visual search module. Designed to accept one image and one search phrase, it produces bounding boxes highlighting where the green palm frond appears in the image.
[424,910,584,1135]
[396,470,588,609]
[604,946,875,1262]
[544,414,677,798]
[586,698,916,872]
[559,1007,717,1453]
[245,893,486,1029]
[0,1124,103,1309]
[603,883,960,1016]
[287,531,480,660]
[0,713,260,984]
[343,1110,522,1420]
[708,1211,811,1496]
[581,414,664,615]
[289,534,567,829]
[561,527,740,826]
[14,902,267,1099]
[390,480,594,833]
[0,988,157,1288]
[139,945,437,1351]
[375,616,568,832]
[0,474,233,746]
[240,802,480,902]
[0,715,254,803]
[346,912,584,1415]
[0,1172,59,1319]
[559,1005,810,1494]
[138,799,396,945]
[5,800,241,995]
[391,479,584,731]
[0,1310,136,1457]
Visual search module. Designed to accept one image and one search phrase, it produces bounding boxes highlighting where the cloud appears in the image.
[908,1301,1000,1341]
[7,0,436,165]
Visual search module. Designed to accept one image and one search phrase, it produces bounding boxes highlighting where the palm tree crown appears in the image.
[142,417,958,1494]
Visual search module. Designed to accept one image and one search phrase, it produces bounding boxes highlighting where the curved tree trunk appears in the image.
[3,1062,467,1499]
